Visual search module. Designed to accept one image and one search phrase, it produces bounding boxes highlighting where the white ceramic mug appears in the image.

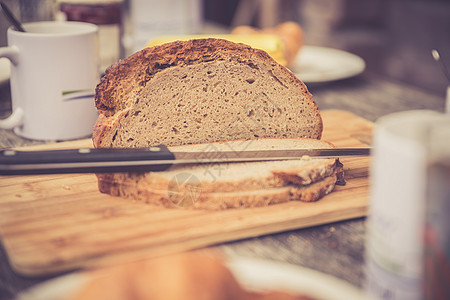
[0,21,99,140]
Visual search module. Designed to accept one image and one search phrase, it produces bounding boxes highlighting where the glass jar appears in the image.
[58,0,123,72]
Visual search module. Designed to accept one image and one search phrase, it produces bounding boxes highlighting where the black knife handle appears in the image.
[0,145,175,175]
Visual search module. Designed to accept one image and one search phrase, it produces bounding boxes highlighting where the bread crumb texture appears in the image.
[95,138,342,210]
[93,38,322,148]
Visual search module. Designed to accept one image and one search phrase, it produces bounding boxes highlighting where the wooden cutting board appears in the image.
[0,110,372,276]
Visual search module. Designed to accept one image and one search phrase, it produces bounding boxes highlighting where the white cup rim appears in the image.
[7,21,98,37]
[376,110,442,140]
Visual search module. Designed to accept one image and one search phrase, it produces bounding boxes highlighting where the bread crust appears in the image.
[91,39,332,208]
[94,138,342,210]
[105,170,339,210]
[95,138,339,203]
[95,39,306,114]
[92,38,322,148]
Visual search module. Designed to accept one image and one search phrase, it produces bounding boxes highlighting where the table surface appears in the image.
[0,71,446,299]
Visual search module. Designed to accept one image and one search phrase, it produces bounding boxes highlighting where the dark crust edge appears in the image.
[92,38,322,147]
[95,39,275,114]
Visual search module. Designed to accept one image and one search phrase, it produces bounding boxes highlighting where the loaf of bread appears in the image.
[93,38,339,209]
[96,138,344,209]
[93,38,322,149]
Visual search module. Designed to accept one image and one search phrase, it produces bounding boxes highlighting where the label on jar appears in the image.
[366,258,420,300]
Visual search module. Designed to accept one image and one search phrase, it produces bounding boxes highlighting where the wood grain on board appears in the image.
[0,110,372,276]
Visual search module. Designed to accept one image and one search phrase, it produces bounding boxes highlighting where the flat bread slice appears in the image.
[96,138,343,209]
[144,172,339,210]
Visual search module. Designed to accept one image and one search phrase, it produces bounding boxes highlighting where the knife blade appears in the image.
[0,146,370,175]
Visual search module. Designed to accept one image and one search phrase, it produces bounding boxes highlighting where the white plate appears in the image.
[17,256,374,300]
[16,272,91,300]
[0,58,11,85]
[292,45,366,83]
[226,257,373,300]
[0,46,362,86]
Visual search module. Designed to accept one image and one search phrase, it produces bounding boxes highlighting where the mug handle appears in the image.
[0,46,23,129]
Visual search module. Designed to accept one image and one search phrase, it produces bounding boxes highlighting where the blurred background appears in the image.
[1,0,449,95]
[204,0,450,96]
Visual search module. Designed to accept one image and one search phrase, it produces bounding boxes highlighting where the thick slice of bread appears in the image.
[126,172,340,210]
[96,138,343,209]
[92,38,322,148]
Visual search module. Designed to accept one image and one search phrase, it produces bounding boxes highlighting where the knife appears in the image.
[0,146,370,175]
